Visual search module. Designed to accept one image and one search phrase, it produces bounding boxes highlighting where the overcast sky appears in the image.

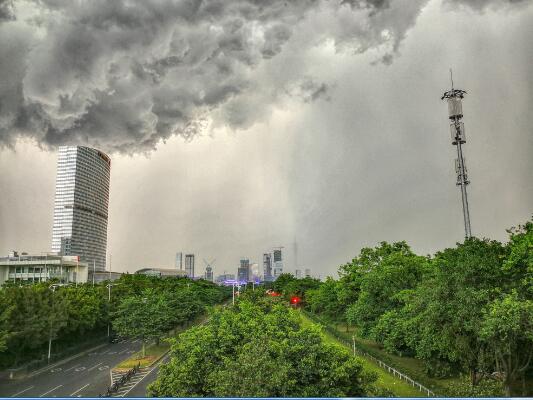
[0,0,532,278]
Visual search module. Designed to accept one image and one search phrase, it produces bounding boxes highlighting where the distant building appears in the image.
[175,252,183,269]
[238,259,250,283]
[89,271,122,283]
[263,253,273,282]
[216,273,235,284]
[51,146,111,271]
[273,249,283,279]
[184,254,195,278]
[135,268,188,278]
[305,268,311,278]
[205,265,213,282]
[250,263,260,282]
[0,252,88,285]
[295,269,302,279]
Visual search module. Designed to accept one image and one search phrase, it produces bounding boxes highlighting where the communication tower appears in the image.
[441,71,472,238]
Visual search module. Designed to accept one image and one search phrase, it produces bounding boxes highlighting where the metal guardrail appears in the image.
[99,362,140,397]
[302,310,436,397]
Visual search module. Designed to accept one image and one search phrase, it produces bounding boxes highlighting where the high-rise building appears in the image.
[51,146,111,271]
[184,254,195,278]
[175,252,183,269]
[238,259,250,283]
[263,253,272,281]
[205,265,213,282]
[295,269,302,279]
[305,268,311,278]
[273,249,283,279]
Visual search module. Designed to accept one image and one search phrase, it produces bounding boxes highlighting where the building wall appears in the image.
[184,254,195,278]
[0,257,88,285]
[51,146,111,271]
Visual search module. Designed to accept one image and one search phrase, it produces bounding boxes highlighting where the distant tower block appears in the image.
[441,72,472,238]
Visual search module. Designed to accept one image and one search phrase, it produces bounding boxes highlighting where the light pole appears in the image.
[106,283,116,338]
[232,282,235,305]
[352,335,356,356]
[47,283,64,364]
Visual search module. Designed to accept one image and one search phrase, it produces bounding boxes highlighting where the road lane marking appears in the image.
[87,362,103,371]
[50,367,62,373]
[74,366,86,372]
[98,365,109,371]
[10,386,34,397]
[118,348,129,354]
[108,351,117,354]
[39,385,62,397]
[64,364,80,372]
[69,383,90,397]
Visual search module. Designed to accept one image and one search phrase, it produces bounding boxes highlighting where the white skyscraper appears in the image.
[51,146,111,271]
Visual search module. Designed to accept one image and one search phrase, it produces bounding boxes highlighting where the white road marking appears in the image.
[39,384,63,397]
[87,361,103,371]
[108,351,117,355]
[74,366,86,372]
[118,348,129,354]
[69,383,90,397]
[98,365,109,371]
[50,367,62,373]
[10,386,34,397]
[64,364,80,372]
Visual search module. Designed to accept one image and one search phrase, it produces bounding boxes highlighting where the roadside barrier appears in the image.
[302,310,436,397]
[99,362,140,397]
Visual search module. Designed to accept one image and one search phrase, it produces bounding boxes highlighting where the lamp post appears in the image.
[47,283,64,364]
[106,283,113,338]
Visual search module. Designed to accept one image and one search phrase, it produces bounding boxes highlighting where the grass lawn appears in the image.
[116,343,169,369]
[333,322,461,394]
[299,312,425,397]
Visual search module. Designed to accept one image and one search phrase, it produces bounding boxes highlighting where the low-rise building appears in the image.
[135,268,188,278]
[0,252,88,285]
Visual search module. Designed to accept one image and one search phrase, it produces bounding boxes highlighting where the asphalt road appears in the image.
[121,353,170,397]
[0,339,142,398]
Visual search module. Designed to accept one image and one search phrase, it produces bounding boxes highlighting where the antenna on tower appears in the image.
[441,74,472,239]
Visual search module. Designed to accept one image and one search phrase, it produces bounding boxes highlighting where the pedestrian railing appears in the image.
[99,362,141,397]
[302,310,436,397]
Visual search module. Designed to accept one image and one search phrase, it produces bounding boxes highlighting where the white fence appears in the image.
[304,311,436,397]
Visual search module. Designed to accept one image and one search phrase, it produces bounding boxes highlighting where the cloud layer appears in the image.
[0,0,440,153]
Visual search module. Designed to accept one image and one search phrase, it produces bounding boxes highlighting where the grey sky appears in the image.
[1,0,532,278]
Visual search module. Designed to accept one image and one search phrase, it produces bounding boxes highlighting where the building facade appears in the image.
[263,253,272,282]
[175,252,183,269]
[51,146,111,271]
[0,252,88,285]
[273,249,283,279]
[184,254,195,278]
[238,259,250,283]
[305,268,311,278]
[204,265,213,282]
[136,268,187,278]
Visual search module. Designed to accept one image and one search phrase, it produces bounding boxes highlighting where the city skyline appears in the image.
[1,0,532,278]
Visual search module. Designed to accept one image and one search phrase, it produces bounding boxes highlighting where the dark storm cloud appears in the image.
[0,0,438,152]
[4,0,525,153]
[445,0,531,10]
[0,0,14,21]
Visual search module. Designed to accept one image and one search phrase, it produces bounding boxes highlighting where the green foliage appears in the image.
[0,274,228,368]
[345,241,429,337]
[148,300,379,397]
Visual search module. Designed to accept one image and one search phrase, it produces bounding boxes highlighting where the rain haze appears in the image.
[0,0,532,278]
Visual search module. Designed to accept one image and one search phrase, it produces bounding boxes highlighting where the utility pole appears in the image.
[442,71,472,238]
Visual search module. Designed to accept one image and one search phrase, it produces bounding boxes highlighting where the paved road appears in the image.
[0,339,142,398]
[120,353,170,397]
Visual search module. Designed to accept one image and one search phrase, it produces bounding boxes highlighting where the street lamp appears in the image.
[106,283,120,338]
[47,283,66,363]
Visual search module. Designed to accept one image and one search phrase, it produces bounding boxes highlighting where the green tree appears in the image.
[408,238,507,385]
[112,289,173,356]
[148,300,378,397]
[345,241,429,336]
[480,292,533,396]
